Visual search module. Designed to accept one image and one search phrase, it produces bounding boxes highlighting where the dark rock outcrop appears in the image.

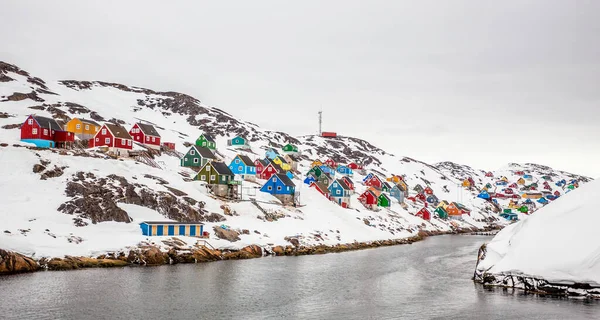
[0,249,39,274]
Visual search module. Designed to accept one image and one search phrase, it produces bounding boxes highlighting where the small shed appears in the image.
[140,221,205,237]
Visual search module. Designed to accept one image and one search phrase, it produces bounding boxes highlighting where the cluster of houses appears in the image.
[20,114,172,157]
[304,159,360,208]
[468,171,582,220]
[180,135,301,205]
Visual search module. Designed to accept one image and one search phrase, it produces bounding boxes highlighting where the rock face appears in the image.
[0,249,39,274]
[213,226,240,242]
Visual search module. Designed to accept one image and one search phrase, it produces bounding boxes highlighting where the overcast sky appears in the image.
[2,0,599,176]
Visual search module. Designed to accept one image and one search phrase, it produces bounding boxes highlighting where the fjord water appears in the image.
[1,235,598,320]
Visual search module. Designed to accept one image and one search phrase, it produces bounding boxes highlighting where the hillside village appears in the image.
[0,61,592,260]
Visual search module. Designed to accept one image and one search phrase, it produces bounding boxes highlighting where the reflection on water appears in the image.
[0,235,598,320]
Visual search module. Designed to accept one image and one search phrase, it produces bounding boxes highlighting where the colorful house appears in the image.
[413,184,424,194]
[336,165,353,176]
[328,179,352,208]
[364,175,384,189]
[273,156,291,171]
[65,118,101,140]
[437,200,450,209]
[310,180,330,196]
[523,174,533,180]
[495,180,508,186]
[181,146,216,168]
[342,176,355,193]
[485,172,494,177]
[424,186,433,195]
[265,147,280,160]
[522,192,543,199]
[347,162,363,170]
[362,173,374,182]
[426,194,439,205]
[319,165,335,175]
[228,154,256,180]
[396,180,409,194]
[304,173,317,185]
[283,154,300,171]
[282,143,299,154]
[310,159,324,168]
[258,161,283,180]
[518,206,529,213]
[390,185,405,202]
[89,123,133,157]
[359,188,378,208]
[537,197,549,205]
[500,176,509,182]
[435,206,448,219]
[195,161,235,185]
[381,182,392,193]
[542,175,553,181]
[307,166,324,178]
[446,203,461,217]
[20,115,74,148]
[455,202,471,216]
[386,175,404,184]
[324,159,337,168]
[260,173,296,205]
[254,159,269,175]
[417,208,431,221]
[140,221,204,237]
[227,135,249,148]
[195,134,216,150]
[318,172,334,187]
[508,183,518,189]
[462,179,471,188]
[129,123,161,150]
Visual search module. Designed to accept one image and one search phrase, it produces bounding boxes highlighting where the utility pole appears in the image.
[318,110,322,135]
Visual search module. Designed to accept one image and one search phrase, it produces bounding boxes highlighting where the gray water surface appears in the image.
[1,235,598,320]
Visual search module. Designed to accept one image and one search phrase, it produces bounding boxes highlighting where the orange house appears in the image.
[386,175,403,184]
[446,203,461,216]
[66,118,101,140]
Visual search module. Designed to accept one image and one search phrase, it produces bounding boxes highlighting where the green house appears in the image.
[227,135,248,147]
[282,143,298,153]
[567,184,575,190]
[318,172,333,187]
[381,182,392,193]
[195,161,235,185]
[196,134,217,150]
[518,206,528,213]
[503,208,512,214]
[307,166,323,178]
[377,193,391,207]
[435,207,448,219]
[181,146,216,168]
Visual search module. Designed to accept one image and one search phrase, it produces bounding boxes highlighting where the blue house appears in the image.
[328,179,352,208]
[523,174,533,180]
[495,180,508,186]
[389,185,405,202]
[524,199,533,204]
[227,135,249,148]
[286,171,294,180]
[537,197,549,204]
[304,173,317,185]
[260,173,296,205]
[320,165,335,175]
[426,194,439,205]
[556,179,566,187]
[265,147,280,160]
[228,154,256,179]
[477,190,490,199]
[336,165,353,176]
[362,173,374,183]
[140,221,204,237]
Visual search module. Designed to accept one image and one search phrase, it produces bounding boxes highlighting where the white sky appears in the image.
[1,0,599,177]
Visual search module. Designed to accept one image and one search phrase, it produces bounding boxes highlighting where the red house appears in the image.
[347,162,363,170]
[324,159,336,168]
[417,208,431,221]
[509,183,518,189]
[20,115,74,148]
[254,159,269,175]
[358,189,378,206]
[415,193,426,202]
[424,186,433,195]
[342,176,354,191]
[321,132,337,138]
[162,142,176,150]
[504,188,514,194]
[258,161,282,180]
[130,123,161,150]
[485,172,493,177]
[554,190,561,196]
[364,175,383,189]
[310,181,330,196]
[89,123,133,157]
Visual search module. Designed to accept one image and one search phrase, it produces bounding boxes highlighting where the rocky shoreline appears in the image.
[1,227,497,276]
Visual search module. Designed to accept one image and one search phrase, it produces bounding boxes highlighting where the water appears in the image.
[1,235,599,319]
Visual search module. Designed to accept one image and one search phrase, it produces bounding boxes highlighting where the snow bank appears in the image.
[478,179,600,285]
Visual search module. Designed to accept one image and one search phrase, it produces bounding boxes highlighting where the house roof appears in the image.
[286,154,301,162]
[382,182,392,189]
[333,178,351,190]
[136,123,161,137]
[236,154,255,166]
[342,176,354,185]
[211,161,235,176]
[79,118,101,126]
[311,181,329,193]
[32,115,63,131]
[200,134,215,143]
[268,159,284,172]
[276,156,289,164]
[194,146,216,159]
[256,159,270,166]
[105,123,133,140]
[275,173,295,187]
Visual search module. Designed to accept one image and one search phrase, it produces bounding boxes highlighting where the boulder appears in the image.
[271,246,285,256]
[32,164,46,173]
[212,226,240,242]
[0,249,39,274]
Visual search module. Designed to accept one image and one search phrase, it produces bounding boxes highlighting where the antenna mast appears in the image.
[318,110,322,135]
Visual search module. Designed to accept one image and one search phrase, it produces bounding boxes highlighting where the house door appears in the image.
[151,225,157,236]
[338,198,342,205]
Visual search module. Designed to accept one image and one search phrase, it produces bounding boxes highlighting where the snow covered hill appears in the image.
[475,178,600,297]
[0,61,592,258]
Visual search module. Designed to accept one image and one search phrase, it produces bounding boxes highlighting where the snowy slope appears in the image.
[0,61,592,258]
[476,178,600,285]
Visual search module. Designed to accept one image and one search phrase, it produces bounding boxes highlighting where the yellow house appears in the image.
[66,118,101,140]
[273,156,291,171]
[522,192,543,199]
[517,178,526,185]
[437,200,450,209]
[397,180,408,192]
[386,175,403,184]
[462,179,471,187]
[310,159,323,168]
[500,176,509,182]
[508,200,520,209]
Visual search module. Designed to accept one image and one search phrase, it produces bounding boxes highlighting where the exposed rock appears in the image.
[40,166,65,180]
[223,245,263,260]
[1,123,20,129]
[0,249,39,274]
[32,164,46,173]
[44,256,128,270]
[213,226,240,242]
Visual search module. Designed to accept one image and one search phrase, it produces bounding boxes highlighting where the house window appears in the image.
[28,119,33,125]
[127,140,131,146]
[235,159,240,164]
[333,183,337,187]
[202,142,206,146]
[277,186,282,191]
[76,124,81,129]
[201,175,206,181]
[95,138,99,142]
[272,177,276,182]
[105,138,110,144]
[287,186,290,191]
[43,129,48,136]
[210,175,215,181]
[152,137,155,142]
[238,166,243,171]
[268,167,272,172]
[193,158,199,164]
[102,128,106,135]
[121,139,125,145]
[146,136,150,141]
[336,190,341,195]
[85,125,89,130]
[32,128,38,134]
[190,150,195,155]
[267,186,272,191]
